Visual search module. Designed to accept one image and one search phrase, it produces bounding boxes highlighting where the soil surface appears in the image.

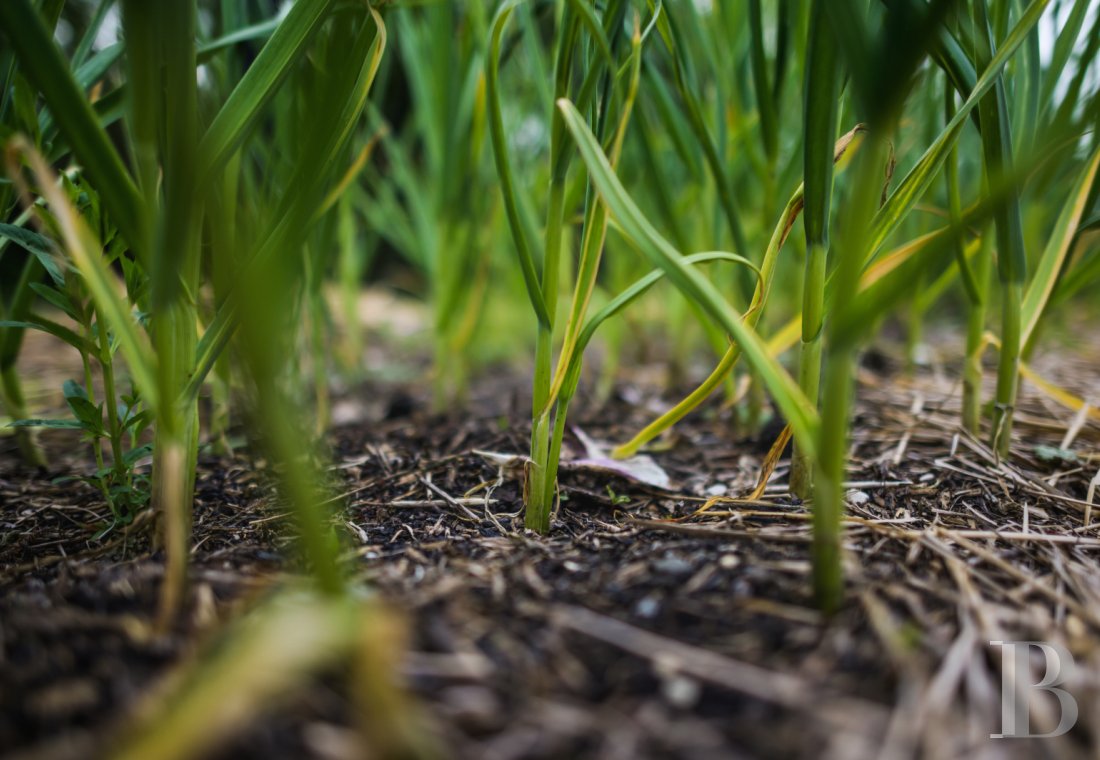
[3,327,1100,759]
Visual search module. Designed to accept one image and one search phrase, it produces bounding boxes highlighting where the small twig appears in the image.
[380,497,500,509]
[628,517,811,543]
[890,393,924,465]
[762,478,911,495]
[554,611,805,709]
[1059,401,1091,450]
[420,477,480,522]
[1086,466,1100,527]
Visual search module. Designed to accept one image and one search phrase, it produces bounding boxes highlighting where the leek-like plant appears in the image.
[789,0,840,499]
[488,0,641,532]
[971,0,1027,457]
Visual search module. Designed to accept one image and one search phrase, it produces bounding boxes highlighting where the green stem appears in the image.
[79,321,112,507]
[309,285,331,434]
[97,320,128,489]
[209,360,232,456]
[120,0,204,628]
[153,303,199,627]
[993,282,1022,455]
[595,322,622,404]
[1,366,46,467]
[252,372,342,595]
[743,374,767,435]
[814,337,853,611]
[963,233,993,434]
[336,193,364,374]
[790,0,839,499]
[749,0,778,167]
[789,242,826,497]
[207,154,241,454]
[540,398,570,529]
[971,0,1026,457]
[813,132,888,614]
[905,270,926,374]
[527,411,552,533]
[943,72,989,436]
[527,180,565,533]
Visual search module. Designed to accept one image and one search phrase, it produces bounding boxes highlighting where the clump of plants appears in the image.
[1,2,430,757]
[0,0,1095,614]
[485,0,1099,612]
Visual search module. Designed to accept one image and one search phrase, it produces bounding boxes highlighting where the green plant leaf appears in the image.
[486,0,552,329]
[65,396,104,435]
[28,282,78,320]
[0,223,64,284]
[0,318,95,353]
[8,418,84,429]
[72,0,118,69]
[1020,144,1100,346]
[62,378,89,401]
[197,16,282,63]
[123,443,153,466]
[196,0,339,187]
[556,98,819,454]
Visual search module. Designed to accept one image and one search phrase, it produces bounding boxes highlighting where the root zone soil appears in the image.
[2,336,1100,760]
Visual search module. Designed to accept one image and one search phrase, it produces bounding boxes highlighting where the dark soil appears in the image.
[2,337,1100,759]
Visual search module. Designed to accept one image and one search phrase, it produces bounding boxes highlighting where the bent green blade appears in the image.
[557,98,819,454]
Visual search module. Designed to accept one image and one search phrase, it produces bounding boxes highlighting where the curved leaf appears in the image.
[557,98,819,454]
[485,0,552,329]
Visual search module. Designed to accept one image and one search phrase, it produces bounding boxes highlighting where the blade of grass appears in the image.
[972,0,1027,457]
[110,590,426,760]
[197,15,282,62]
[485,0,552,329]
[790,0,841,499]
[1020,143,1100,348]
[812,129,888,614]
[71,0,117,69]
[749,0,778,168]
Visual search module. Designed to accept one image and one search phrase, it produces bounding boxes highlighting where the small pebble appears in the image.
[651,555,694,577]
[635,595,660,619]
[661,674,701,709]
